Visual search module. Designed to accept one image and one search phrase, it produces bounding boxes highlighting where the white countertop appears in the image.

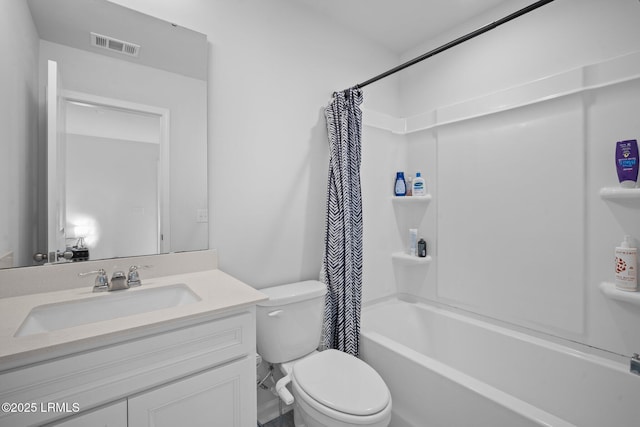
[0,269,267,370]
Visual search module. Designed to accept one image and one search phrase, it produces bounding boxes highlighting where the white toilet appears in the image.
[256,280,391,427]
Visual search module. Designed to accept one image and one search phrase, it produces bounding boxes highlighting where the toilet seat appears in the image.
[292,349,391,417]
[292,379,391,427]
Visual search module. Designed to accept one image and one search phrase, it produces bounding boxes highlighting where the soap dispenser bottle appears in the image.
[413,172,426,196]
[394,172,406,196]
[615,235,638,291]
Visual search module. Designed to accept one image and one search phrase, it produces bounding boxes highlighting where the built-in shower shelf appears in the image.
[599,282,640,306]
[392,252,432,265]
[599,187,640,201]
[392,195,432,204]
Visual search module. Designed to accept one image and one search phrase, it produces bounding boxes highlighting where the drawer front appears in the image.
[0,310,255,427]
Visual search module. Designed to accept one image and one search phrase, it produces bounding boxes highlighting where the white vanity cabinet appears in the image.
[0,309,257,427]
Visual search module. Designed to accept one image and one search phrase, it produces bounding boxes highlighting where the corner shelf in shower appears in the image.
[599,187,640,201]
[391,252,432,265]
[391,195,432,204]
[599,282,640,307]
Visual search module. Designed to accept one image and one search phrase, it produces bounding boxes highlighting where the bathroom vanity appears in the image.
[0,251,266,427]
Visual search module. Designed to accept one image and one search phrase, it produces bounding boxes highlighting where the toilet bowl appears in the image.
[256,281,391,427]
[282,350,391,427]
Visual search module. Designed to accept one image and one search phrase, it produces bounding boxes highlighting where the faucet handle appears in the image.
[127,265,152,287]
[79,269,109,292]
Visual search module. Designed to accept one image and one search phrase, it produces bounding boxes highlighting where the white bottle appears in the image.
[409,229,418,256]
[413,172,426,196]
[615,235,638,291]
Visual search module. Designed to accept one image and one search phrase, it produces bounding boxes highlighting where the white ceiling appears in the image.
[296,0,518,54]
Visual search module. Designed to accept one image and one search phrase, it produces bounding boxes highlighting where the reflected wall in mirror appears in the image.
[63,93,168,261]
[0,0,209,269]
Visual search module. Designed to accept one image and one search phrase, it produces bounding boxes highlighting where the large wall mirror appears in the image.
[0,0,208,269]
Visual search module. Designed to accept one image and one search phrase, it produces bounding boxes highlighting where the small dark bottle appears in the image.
[417,238,427,257]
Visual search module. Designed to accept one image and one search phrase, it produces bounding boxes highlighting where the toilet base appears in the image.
[292,405,306,427]
[293,400,331,427]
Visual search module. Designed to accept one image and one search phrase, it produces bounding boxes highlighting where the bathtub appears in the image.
[360,297,639,427]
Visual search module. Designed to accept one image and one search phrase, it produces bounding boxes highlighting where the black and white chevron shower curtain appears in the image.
[320,87,363,357]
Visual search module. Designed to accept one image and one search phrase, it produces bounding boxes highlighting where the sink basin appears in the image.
[14,284,201,337]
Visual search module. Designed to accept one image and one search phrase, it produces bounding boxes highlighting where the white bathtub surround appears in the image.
[361,298,639,427]
[361,49,640,360]
[599,282,640,307]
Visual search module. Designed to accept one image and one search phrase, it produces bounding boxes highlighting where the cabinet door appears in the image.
[128,356,256,427]
[48,400,126,427]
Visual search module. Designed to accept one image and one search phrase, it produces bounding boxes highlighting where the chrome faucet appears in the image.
[79,269,109,292]
[80,265,152,292]
[127,265,152,287]
[79,268,129,292]
[110,270,128,291]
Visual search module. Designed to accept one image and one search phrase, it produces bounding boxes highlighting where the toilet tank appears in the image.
[256,280,327,363]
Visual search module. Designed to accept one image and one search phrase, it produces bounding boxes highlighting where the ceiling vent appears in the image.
[91,32,140,57]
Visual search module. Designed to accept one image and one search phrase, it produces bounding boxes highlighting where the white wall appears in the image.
[39,40,208,255]
[0,0,39,268]
[389,0,640,358]
[399,0,640,117]
[109,0,402,289]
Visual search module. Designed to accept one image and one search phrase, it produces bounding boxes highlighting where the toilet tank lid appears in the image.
[256,280,327,307]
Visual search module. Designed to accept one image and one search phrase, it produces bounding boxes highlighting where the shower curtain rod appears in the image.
[354,0,556,89]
